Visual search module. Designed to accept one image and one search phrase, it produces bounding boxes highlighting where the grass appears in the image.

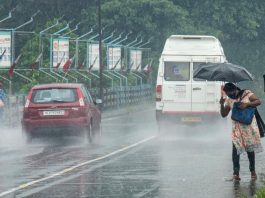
[254,188,265,198]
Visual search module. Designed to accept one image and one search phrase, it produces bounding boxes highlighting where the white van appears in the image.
[156,35,226,126]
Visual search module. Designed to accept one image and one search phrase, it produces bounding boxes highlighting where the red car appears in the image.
[21,83,101,142]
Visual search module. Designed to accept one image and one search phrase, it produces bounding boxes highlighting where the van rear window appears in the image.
[164,62,190,81]
[32,88,77,103]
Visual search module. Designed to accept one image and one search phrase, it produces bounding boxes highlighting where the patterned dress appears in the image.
[225,90,263,155]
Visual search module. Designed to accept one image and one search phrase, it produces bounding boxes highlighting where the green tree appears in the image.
[101,0,193,52]
[174,0,265,40]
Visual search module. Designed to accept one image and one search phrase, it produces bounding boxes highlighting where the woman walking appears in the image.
[219,83,263,181]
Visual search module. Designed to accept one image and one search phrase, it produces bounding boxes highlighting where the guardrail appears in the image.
[2,84,153,127]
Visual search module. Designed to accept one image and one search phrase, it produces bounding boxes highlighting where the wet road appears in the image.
[0,104,265,198]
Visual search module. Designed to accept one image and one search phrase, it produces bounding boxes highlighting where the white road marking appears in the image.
[0,136,156,197]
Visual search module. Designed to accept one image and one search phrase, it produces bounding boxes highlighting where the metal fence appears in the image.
[92,84,153,109]
[2,84,153,127]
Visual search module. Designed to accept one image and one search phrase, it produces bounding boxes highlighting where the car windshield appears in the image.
[32,88,77,103]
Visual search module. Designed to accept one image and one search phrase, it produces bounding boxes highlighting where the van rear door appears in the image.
[192,62,220,112]
[191,81,220,112]
[162,61,221,113]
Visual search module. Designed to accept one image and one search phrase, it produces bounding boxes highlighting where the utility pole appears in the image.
[98,0,104,107]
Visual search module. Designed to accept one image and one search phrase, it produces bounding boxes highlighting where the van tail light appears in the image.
[156,85,162,101]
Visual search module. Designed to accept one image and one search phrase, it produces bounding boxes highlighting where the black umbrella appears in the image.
[193,62,254,82]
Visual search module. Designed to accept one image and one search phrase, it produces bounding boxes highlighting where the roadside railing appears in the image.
[2,84,153,127]
[97,84,153,109]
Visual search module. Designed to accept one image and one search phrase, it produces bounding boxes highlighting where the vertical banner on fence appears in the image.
[130,49,142,71]
[108,47,121,70]
[52,38,69,68]
[0,31,11,68]
[88,43,100,71]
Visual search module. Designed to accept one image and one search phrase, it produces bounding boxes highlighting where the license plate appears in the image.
[43,110,65,116]
[181,117,202,123]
